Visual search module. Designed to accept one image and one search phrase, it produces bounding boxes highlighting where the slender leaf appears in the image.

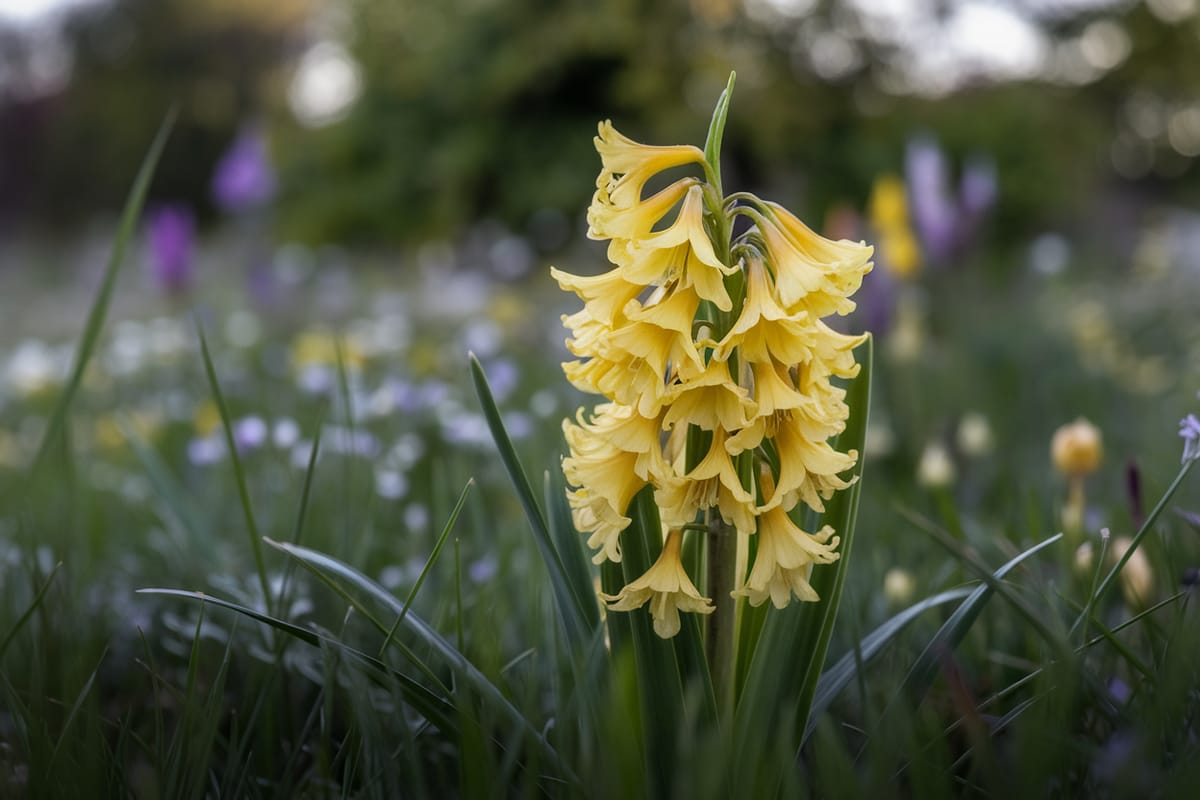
[805,587,975,740]
[31,110,175,473]
[890,532,1063,710]
[262,539,580,786]
[195,321,271,611]
[0,563,61,660]
[469,354,592,648]
[137,588,457,733]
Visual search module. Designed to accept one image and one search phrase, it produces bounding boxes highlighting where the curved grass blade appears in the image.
[469,354,593,648]
[137,588,456,733]
[0,562,61,660]
[195,321,272,613]
[379,479,473,656]
[804,587,974,741]
[31,109,176,474]
[889,532,1063,711]
[1072,458,1197,636]
[900,508,1068,655]
[263,539,580,786]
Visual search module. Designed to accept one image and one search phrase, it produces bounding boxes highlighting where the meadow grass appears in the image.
[2,121,1200,798]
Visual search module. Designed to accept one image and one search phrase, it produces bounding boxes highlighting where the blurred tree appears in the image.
[0,0,307,230]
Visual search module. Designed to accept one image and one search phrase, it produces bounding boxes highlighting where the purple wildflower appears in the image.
[211,126,277,214]
[145,204,195,294]
[1180,413,1200,463]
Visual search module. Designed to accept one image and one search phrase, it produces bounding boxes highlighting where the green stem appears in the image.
[707,513,738,717]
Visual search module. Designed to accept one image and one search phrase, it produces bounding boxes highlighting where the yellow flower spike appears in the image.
[558,87,868,638]
[601,528,714,638]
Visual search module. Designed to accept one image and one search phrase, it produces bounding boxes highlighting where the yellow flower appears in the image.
[593,120,706,209]
[601,529,714,638]
[556,106,868,636]
[733,502,840,609]
[563,404,667,563]
[1051,418,1103,477]
[868,174,922,279]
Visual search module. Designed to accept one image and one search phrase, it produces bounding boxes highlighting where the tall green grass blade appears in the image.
[379,479,472,656]
[47,646,107,772]
[805,587,974,741]
[1072,458,1197,636]
[469,354,592,648]
[0,562,61,660]
[137,588,457,734]
[262,539,580,786]
[31,109,175,474]
[901,508,1068,654]
[732,336,872,774]
[195,321,272,612]
[890,532,1063,710]
[545,469,600,628]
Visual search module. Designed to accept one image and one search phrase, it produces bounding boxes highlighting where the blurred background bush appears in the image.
[3,0,1200,253]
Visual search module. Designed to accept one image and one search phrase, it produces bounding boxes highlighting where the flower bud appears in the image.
[1051,418,1103,477]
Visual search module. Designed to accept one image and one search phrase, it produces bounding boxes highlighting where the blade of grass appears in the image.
[379,479,473,657]
[804,587,974,741]
[470,354,593,647]
[899,508,1068,655]
[0,562,61,660]
[31,109,176,474]
[888,532,1063,711]
[47,646,108,772]
[137,588,457,733]
[262,539,580,786]
[195,321,271,612]
[1072,458,1197,636]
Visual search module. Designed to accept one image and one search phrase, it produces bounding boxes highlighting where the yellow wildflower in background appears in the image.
[555,110,872,637]
[868,174,920,280]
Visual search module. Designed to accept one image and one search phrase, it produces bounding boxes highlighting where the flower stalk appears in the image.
[553,72,873,706]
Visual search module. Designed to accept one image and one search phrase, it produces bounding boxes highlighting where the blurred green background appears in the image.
[3,0,1200,250]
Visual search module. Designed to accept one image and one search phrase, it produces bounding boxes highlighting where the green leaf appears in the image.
[262,539,579,787]
[31,109,175,474]
[196,321,272,612]
[0,562,61,660]
[889,532,1063,711]
[805,587,973,741]
[469,354,595,649]
[137,588,457,734]
[702,71,736,194]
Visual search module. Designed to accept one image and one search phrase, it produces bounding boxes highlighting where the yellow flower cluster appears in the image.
[553,121,872,638]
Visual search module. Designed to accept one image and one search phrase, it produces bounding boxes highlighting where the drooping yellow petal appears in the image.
[733,505,840,608]
[588,178,696,241]
[600,528,713,638]
[594,121,706,209]
[551,266,644,326]
[758,201,873,315]
[662,357,755,432]
[562,404,667,564]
